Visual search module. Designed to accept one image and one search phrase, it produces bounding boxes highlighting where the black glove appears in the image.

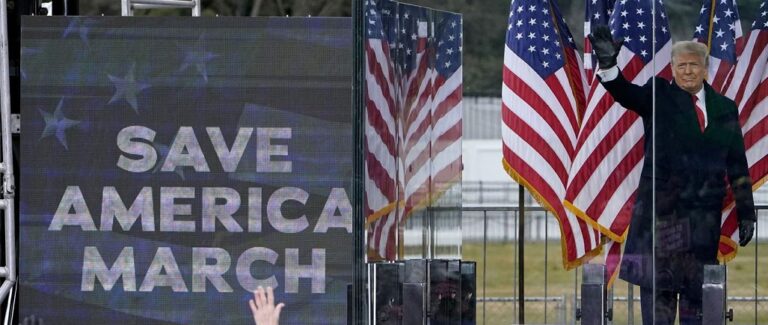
[588,25,622,70]
[739,220,755,247]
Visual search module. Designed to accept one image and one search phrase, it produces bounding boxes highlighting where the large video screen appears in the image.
[20,16,353,324]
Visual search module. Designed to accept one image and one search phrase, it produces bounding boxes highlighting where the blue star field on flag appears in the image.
[398,6,429,74]
[435,14,462,77]
[694,0,741,64]
[609,0,671,63]
[507,0,577,78]
[753,0,768,30]
[587,0,615,26]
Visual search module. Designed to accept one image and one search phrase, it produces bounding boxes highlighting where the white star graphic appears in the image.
[39,99,81,150]
[178,36,219,83]
[62,18,93,47]
[108,63,150,113]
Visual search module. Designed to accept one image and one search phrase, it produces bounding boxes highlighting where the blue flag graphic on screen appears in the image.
[20,16,353,325]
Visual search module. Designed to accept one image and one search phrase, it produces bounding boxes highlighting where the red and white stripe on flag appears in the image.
[502,0,600,268]
[566,0,672,285]
[720,1,768,261]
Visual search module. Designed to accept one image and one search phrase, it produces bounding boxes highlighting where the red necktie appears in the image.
[692,95,706,132]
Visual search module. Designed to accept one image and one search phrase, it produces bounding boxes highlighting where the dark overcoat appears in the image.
[600,73,756,289]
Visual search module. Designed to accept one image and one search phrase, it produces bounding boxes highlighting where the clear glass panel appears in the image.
[649,0,764,323]
[365,1,463,261]
[398,3,434,259]
[427,10,463,260]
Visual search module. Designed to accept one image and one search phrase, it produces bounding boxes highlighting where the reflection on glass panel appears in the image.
[364,0,464,262]
[421,9,463,260]
[363,0,402,262]
[587,0,674,323]
[398,3,434,259]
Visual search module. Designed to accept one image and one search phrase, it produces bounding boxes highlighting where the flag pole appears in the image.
[706,0,716,51]
[518,184,525,324]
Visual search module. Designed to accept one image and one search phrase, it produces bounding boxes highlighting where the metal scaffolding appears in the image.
[121,0,201,16]
[0,0,17,309]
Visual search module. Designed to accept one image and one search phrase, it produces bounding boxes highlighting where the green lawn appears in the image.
[462,241,768,324]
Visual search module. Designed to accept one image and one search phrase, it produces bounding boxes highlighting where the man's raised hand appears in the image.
[588,25,622,70]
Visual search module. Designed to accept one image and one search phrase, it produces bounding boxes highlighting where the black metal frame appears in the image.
[351,0,368,324]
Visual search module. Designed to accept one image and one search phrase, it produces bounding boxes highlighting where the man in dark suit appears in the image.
[589,26,756,325]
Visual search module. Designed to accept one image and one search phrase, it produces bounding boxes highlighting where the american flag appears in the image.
[585,0,616,83]
[501,0,599,268]
[720,0,768,261]
[694,0,744,92]
[565,0,672,284]
[429,12,463,209]
[365,0,400,260]
[365,2,463,260]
